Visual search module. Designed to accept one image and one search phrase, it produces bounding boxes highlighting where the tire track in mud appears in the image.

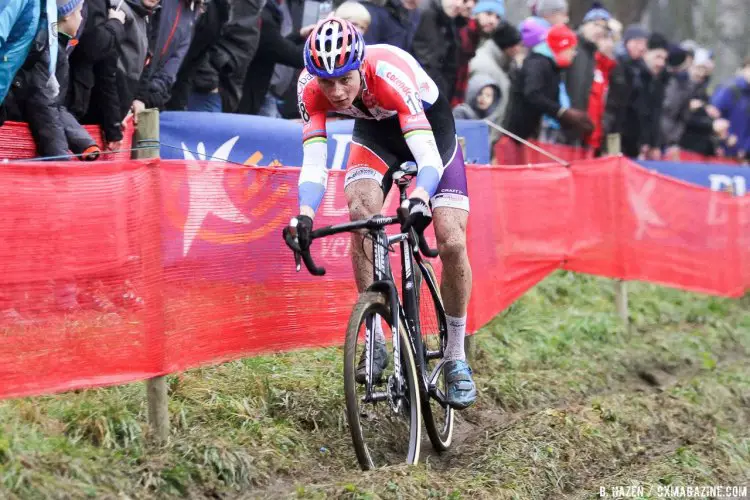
[239,343,750,499]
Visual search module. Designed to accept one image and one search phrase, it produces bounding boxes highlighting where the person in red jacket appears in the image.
[586,28,617,153]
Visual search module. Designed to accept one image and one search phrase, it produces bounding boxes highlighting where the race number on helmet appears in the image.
[304,17,365,78]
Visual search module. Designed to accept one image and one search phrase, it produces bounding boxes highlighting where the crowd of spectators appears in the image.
[1,0,749,162]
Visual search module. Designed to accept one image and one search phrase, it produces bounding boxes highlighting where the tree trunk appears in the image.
[613,0,651,26]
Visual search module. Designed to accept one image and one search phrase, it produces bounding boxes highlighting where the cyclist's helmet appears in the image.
[304,17,365,78]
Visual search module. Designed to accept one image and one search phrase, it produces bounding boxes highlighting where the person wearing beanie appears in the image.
[534,0,569,25]
[469,21,523,141]
[450,0,504,106]
[660,43,716,160]
[644,33,669,76]
[504,23,593,142]
[519,16,550,49]
[616,32,669,159]
[620,24,648,62]
[561,1,611,144]
[666,45,689,73]
[3,0,101,161]
[601,23,648,153]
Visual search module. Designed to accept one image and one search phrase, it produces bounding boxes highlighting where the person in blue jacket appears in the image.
[0,0,42,104]
[711,57,750,161]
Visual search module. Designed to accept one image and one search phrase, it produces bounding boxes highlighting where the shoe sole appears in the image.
[446,397,476,410]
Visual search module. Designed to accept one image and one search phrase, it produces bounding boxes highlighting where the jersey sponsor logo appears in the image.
[297,72,315,103]
[344,166,383,187]
[298,72,314,88]
[375,60,415,100]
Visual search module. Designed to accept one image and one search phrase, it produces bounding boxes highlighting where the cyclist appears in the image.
[285,17,476,409]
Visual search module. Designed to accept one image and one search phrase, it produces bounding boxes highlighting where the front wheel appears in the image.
[416,262,455,452]
[343,291,422,470]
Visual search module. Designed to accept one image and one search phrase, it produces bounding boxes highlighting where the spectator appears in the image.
[622,33,669,159]
[110,0,159,120]
[659,46,695,157]
[236,0,309,115]
[66,0,128,151]
[452,0,504,106]
[412,0,461,102]
[529,0,568,25]
[666,44,690,75]
[711,57,750,161]
[335,1,372,34]
[4,0,100,160]
[0,0,41,105]
[518,15,548,52]
[168,0,266,113]
[469,21,522,139]
[504,23,592,141]
[602,24,648,151]
[562,2,610,145]
[519,0,568,50]
[130,0,198,123]
[360,0,420,51]
[607,17,622,42]
[275,0,323,119]
[616,24,648,63]
[452,74,501,122]
[585,27,617,154]
[677,57,727,158]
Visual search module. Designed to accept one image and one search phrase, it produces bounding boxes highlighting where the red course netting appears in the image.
[0,157,748,399]
[0,118,135,161]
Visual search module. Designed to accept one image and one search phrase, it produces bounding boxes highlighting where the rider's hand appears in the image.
[283,214,313,253]
[399,198,432,234]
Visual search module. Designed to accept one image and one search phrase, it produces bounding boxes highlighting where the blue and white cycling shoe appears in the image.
[444,359,477,409]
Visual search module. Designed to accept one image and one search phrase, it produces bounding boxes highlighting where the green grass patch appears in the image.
[0,272,748,499]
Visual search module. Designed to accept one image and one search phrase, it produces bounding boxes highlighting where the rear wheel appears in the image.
[416,262,454,452]
[343,291,421,470]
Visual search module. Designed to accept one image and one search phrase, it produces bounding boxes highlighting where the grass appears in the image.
[0,271,748,499]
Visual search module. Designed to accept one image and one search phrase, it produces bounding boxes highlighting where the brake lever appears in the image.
[289,217,302,272]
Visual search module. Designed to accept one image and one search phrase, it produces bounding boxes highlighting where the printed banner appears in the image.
[159,112,491,168]
[638,160,749,196]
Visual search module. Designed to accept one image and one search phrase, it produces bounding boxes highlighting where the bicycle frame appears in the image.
[285,165,449,407]
[361,174,450,407]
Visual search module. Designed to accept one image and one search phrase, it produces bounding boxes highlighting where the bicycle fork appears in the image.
[363,229,404,405]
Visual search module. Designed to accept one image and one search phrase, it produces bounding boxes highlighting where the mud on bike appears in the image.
[283,162,455,470]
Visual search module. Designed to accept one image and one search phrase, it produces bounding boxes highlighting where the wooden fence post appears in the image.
[606,133,630,329]
[134,109,169,443]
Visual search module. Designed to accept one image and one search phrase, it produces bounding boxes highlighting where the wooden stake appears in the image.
[606,133,629,330]
[134,109,169,443]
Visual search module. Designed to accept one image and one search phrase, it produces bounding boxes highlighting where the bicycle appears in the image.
[283,161,455,470]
